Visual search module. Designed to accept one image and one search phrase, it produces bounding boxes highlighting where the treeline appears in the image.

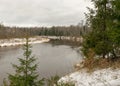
[39,25,89,37]
[0,24,41,39]
[0,23,89,39]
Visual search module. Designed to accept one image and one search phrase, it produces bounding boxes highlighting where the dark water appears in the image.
[0,42,82,85]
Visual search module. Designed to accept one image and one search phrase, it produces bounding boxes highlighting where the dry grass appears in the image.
[76,57,120,72]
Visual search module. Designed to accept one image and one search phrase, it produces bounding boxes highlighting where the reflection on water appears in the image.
[0,42,82,85]
[49,39,82,47]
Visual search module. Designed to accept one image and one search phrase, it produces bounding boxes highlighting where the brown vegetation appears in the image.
[76,57,120,72]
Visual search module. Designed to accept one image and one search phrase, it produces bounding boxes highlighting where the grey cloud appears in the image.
[0,0,92,27]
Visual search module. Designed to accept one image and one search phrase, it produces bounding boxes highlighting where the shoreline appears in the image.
[0,37,50,47]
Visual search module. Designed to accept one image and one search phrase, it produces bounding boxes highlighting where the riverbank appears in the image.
[59,68,120,86]
[42,36,83,42]
[0,37,50,47]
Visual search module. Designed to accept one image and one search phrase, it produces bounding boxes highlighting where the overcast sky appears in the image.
[0,0,92,27]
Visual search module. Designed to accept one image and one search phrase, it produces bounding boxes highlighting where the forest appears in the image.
[0,23,89,39]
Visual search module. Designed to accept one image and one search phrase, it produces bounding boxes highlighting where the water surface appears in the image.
[0,43,82,85]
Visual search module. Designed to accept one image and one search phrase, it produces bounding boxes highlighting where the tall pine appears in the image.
[83,0,120,58]
[109,0,120,57]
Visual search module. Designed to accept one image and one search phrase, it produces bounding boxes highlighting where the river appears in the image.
[0,42,82,85]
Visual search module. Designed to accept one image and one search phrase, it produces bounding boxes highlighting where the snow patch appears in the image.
[0,37,50,47]
[59,68,120,86]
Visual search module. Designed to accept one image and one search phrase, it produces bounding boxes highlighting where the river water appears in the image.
[0,42,82,85]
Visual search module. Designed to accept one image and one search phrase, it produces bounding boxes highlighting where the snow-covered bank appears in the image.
[42,36,83,42]
[59,68,120,86]
[0,37,50,47]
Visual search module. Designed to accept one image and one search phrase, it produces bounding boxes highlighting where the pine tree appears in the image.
[5,37,44,86]
[109,0,120,57]
[83,0,111,58]
[83,0,120,58]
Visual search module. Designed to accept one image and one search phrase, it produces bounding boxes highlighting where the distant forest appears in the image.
[0,23,89,39]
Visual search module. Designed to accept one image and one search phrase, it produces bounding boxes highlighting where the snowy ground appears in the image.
[59,68,120,86]
[0,37,50,47]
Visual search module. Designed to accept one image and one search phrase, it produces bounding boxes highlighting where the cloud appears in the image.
[0,0,92,27]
